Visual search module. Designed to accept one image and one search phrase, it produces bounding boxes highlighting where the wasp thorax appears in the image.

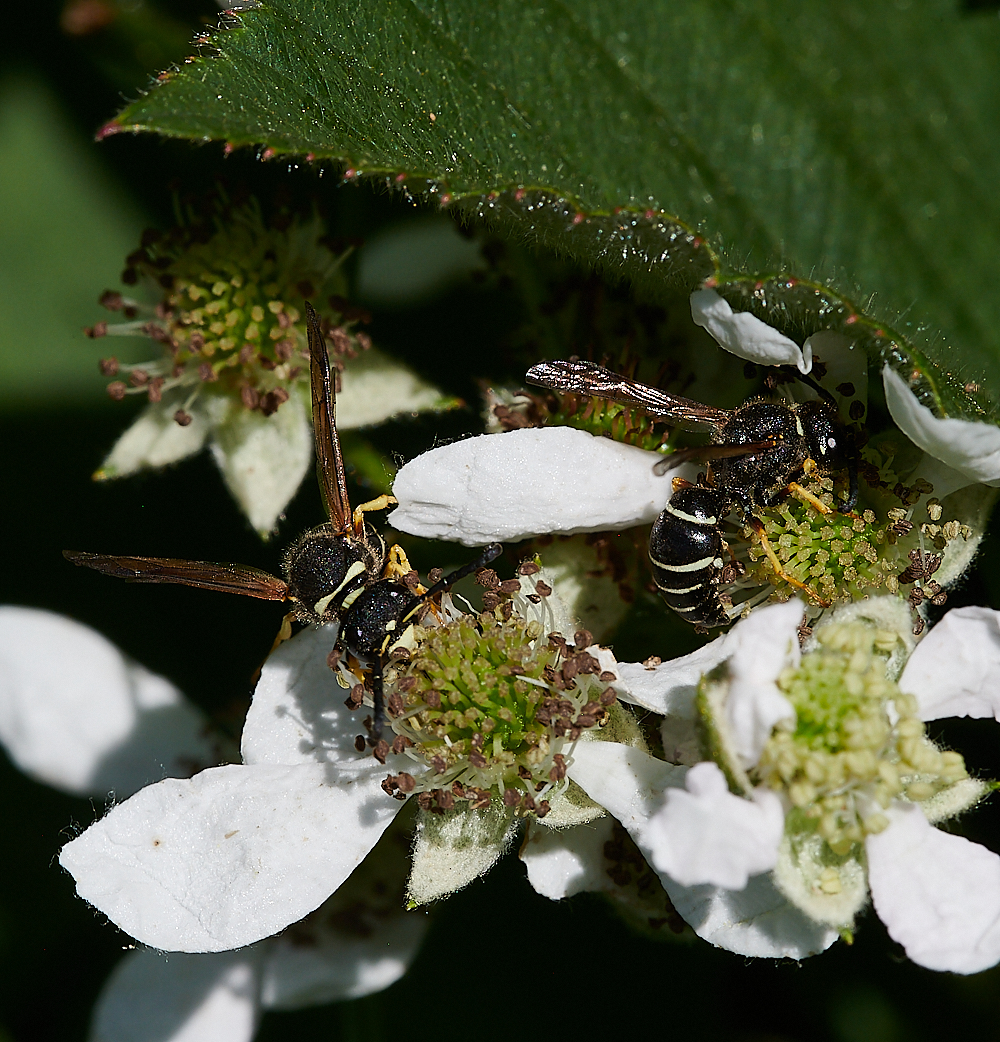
[379,609,618,816]
[284,524,386,624]
[755,621,968,856]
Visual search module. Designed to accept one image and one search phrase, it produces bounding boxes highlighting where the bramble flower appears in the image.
[88,198,453,535]
[390,288,990,626]
[565,599,1000,972]
[59,567,642,949]
[0,607,425,1042]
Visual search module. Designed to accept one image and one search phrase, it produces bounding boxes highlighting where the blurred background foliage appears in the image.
[4,1,1000,1040]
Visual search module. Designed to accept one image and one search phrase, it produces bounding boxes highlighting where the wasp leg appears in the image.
[385,543,422,583]
[787,481,834,515]
[748,517,831,608]
[352,494,398,533]
[415,543,504,604]
[268,611,297,653]
[368,655,386,745]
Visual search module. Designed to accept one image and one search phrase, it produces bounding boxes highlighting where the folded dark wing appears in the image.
[526,359,730,432]
[306,301,352,533]
[63,551,289,600]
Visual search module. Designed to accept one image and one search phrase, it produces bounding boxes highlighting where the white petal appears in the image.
[262,911,427,1008]
[900,607,1000,722]
[616,630,734,717]
[664,872,838,959]
[60,762,400,952]
[511,564,579,643]
[882,366,1000,486]
[643,762,784,889]
[262,809,427,1006]
[95,395,217,480]
[520,817,616,900]
[89,948,262,1042]
[566,741,688,881]
[725,600,801,767]
[796,331,867,412]
[867,803,1000,973]
[210,391,312,536]
[242,625,370,767]
[336,348,451,428]
[0,607,213,798]
[389,427,674,545]
[691,289,811,373]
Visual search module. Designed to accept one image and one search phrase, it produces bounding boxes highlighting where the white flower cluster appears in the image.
[13,284,1000,1042]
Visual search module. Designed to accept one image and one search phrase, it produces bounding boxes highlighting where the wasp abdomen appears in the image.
[648,487,730,628]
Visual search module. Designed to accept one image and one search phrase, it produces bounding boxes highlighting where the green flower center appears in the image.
[755,621,967,855]
[381,609,617,817]
[94,201,369,421]
[734,470,970,622]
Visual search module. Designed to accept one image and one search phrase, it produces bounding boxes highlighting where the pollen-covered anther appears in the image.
[96,199,370,418]
[756,619,969,855]
[386,606,610,816]
[738,473,968,613]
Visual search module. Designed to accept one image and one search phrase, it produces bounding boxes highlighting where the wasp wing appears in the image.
[306,300,352,534]
[652,440,780,474]
[64,551,289,600]
[526,359,730,432]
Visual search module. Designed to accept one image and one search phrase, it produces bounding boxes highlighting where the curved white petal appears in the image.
[725,600,801,768]
[867,803,1000,973]
[691,289,811,373]
[60,762,400,952]
[210,391,312,537]
[643,762,784,889]
[243,625,370,767]
[389,427,674,545]
[882,366,1000,486]
[89,948,262,1042]
[899,607,1000,722]
[262,908,428,1009]
[616,630,733,717]
[566,741,688,882]
[663,872,838,959]
[520,817,616,900]
[0,607,213,798]
[336,348,451,428]
[95,395,215,480]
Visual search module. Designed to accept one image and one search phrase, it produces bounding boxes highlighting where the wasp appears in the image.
[525,359,859,629]
[66,302,501,745]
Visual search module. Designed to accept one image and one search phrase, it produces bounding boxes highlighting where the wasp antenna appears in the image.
[306,300,353,533]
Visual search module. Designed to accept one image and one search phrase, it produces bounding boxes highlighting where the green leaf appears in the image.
[110,0,1000,415]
